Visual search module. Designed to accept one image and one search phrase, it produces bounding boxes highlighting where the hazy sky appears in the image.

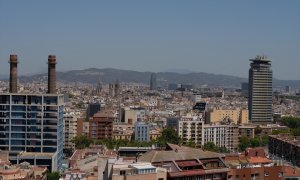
[0,1,299,80]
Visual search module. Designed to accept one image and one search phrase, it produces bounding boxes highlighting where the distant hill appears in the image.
[1,68,300,88]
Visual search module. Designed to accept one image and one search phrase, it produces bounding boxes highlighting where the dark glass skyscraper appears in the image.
[248,55,273,124]
[150,73,157,90]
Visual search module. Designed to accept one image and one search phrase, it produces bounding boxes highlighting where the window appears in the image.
[120,170,126,175]
[264,172,269,176]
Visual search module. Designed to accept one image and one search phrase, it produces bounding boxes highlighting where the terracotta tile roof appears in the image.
[169,169,206,177]
[283,166,300,177]
[247,157,271,164]
[139,149,223,163]
[245,147,266,158]
[176,160,201,167]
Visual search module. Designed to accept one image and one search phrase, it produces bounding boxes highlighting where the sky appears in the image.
[0,1,299,80]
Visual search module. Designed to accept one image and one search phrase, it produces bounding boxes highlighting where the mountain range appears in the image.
[1,68,300,88]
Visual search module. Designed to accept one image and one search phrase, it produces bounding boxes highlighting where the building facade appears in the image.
[0,93,64,171]
[134,122,150,142]
[248,55,273,123]
[64,112,78,150]
[269,134,300,167]
[178,116,238,151]
[89,111,114,140]
[207,108,248,124]
[86,103,100,120]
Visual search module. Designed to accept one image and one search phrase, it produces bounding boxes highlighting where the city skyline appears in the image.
[0,1,300,80]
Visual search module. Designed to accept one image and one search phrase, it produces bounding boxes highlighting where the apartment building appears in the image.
[64,112,78,150]
[134,121,150,142]
[178,116,238,151]
[89,110,114,140]
[207,108,248,124]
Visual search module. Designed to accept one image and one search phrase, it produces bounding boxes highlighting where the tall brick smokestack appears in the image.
[9,54,18,93]
[48,55,57,94]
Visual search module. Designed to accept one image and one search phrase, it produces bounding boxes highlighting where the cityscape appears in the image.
[0,1,300,180]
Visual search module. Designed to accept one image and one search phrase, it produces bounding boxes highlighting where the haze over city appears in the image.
[0,1,299,80]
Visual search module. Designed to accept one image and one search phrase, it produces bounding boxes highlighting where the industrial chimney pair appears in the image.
[8,55,57,94]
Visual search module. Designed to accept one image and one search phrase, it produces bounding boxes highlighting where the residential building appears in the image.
[122,107,145,125]
[89,110,114,140]
[178,116,239,151]
[139,144,229,180]
[111,162,167,180]
[238,125,255,139]
[77,118,89,137]
[207,108,248,124]
[64,112,78,150]
[225,147,300,180]
[269,134,300,167]
[248,55,273,123]
[0,161,47,180]
[177,116,203,145]
[204,124,239,152]
[166,117,179,131]
[134,122,150,142]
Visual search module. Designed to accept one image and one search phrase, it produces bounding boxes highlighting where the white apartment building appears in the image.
[178,116,238,152]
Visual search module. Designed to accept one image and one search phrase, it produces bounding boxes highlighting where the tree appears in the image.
[254,126,262,135]
[47,171,60,180]
[280,116,300,129]
[186,139,196,147]
[279,116,300,136]
[203,142,229,153]
[203,142,217,151]
[157,128,178,146]
[260,135,269,146]
[291,128,300,136]
[239,136,250,151]
[71,135,92,149]
[250,138,260,147]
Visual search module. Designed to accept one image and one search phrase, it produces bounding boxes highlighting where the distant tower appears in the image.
[248,55,273,124]
[95,75,102,96]
[109,80,120,97]
[115,79,120,95]
[150,73,157,90]
[109,83,114,97]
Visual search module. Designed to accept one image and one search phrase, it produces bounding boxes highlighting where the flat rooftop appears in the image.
[18,152,55,159]
[269,134,300,147]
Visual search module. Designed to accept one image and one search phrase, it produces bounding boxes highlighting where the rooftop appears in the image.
[139,144,224,163]
[250,55,271,62]
[269,134,300,147]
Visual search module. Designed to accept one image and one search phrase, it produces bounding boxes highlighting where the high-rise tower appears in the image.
[150,73,157,90]
[248,55,273,124]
